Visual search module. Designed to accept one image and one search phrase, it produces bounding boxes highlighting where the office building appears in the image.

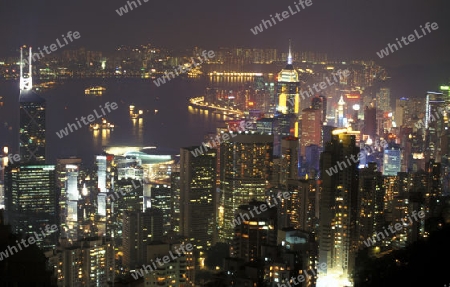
[122,209,164,270]
[219,133,273,242]
[275,44,300,116]
[376,88,391,112]
[301,108,322,156]
[4,164,58,250]
[382,144,401,176]
[180,147,216,250]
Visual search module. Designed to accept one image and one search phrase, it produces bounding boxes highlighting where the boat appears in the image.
[90,118,115,130]
[85,86,106,96]
[129,105,144,118]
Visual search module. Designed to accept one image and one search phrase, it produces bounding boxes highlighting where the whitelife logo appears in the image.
[55,102,118,139]
[116,0,149,16]
[22,31,81,65]
[0,224,58,261]
[250,0,313,35]
[190,121,252,157]
[130,243,193,280]
[153,50,215,87]
[362,210,425,247]
[376,22,439,59]
[0,153,20,171]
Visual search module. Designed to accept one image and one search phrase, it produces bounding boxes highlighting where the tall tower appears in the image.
[19,92,46,163]
[276,40,300,116]
[318,130,359,284]
[337,95,346,127]
[301,108,322,156]
[20,46,32,91]
[180,147,216,250]
[219,133,273,242]
[19,46,46,163]
[376,88,391,112]
[4,164,58,250]
[357,162,385,248]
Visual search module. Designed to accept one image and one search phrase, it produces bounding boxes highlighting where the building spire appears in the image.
[287,39,292,65]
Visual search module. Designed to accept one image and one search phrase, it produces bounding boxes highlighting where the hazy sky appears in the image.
[0,0,449,67]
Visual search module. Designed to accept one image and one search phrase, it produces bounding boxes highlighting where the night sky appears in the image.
[1,0,449,68]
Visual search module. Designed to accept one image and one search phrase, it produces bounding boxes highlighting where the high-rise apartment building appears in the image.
[318,130,359,282]
[219,133,273,242]
[357,162,385,248]
[51,237,114,286]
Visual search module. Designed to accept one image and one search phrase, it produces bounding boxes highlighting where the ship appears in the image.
[85,86,106,96]
[89,118,115,130]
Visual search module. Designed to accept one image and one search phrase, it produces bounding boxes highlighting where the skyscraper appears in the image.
[376,87,391,112]
[301,108,322,156]
[382,143,401,176]
[232,200,277,261]
[425,91,446,161]
[122,209,163,270]
[180,147,216,250]
[4,164,58,250]
[219,133,273,242]
[318,130,359,282]
[357,162,385,248]
[276,42,300,116]
[19,90,46,164]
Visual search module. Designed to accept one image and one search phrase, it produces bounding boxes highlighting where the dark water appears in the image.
[0,77,228,166]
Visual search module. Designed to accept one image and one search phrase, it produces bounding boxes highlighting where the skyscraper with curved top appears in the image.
[276,41,300,116]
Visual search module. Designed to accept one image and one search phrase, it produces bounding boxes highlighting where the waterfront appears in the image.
[0,77,235,166]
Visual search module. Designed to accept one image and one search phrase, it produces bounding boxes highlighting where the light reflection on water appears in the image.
[0,76,250,165]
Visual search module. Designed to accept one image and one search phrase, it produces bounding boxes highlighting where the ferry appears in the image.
[85,86,106,96]
[90,118,115,130]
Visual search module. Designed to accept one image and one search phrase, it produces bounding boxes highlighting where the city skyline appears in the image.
[1,1,450,286]
[0,0,449,67]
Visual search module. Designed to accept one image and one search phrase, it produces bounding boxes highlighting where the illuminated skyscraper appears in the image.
[425,91,446,161]
[54,238,114,286]
[311,95,327,123]
[318,130,359,282]
[18,46,46,163]
[357,162,385,248]
[219,133,273,242]
[376,87,391,112]
[19,91,46,163]
[336,95,346,127]
[382,144,401,176]
[301,108,322,156]
[180,147,216,249]
[4,164,58,250]
[150,184,172,235]
[276,41,300,116]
